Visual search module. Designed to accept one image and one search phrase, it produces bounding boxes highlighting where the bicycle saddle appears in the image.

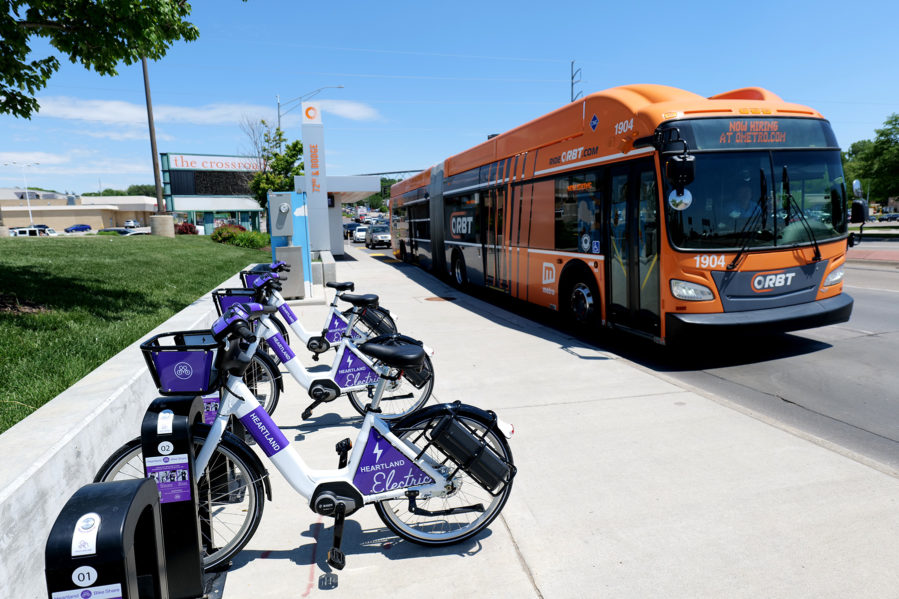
[339,293,379,308]
[357,340,425,369]
[326,281,355,292]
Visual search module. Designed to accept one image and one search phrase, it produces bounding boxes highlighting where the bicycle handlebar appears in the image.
[269,261,291,272]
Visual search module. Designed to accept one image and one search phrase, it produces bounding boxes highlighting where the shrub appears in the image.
[228,230,269,249]
[210,224,246,244]
[175,222,198,235]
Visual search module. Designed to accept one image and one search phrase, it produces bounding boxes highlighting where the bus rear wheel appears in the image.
[451,252,468,288]
[563,276,598,326]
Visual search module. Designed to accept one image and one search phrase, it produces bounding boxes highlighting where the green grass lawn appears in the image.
[0,235,269,433]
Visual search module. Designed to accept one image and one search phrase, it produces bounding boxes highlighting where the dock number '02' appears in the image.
[694,255,726,269]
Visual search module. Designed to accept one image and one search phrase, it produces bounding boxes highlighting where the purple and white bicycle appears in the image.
[217,271,434,420]
[96,303,516,572]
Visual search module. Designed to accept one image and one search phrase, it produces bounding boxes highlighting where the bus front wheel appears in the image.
[563,276,598,326]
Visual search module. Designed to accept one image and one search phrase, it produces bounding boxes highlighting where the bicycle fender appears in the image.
[192,423,274,501]
[388,401,496,433]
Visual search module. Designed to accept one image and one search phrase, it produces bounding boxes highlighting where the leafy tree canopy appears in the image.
[357,177,398,212]
[842,113,899,205]
[2,0,201,119]
[247,123,303,211]
[126,184,157,196]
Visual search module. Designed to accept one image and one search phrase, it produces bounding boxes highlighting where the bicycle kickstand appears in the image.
[327,503,347,570]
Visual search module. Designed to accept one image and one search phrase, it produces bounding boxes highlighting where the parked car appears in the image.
[352,225,369,243]
[64,224,92,233]
[365,224,391,249]
[98,227,145,236]
[10,226,58,237]
[124,219,140,228]
[343,222,360,239]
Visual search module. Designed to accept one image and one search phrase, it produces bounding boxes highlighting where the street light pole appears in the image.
[3,161,38,226]
[142,57,164,213]
[276,85,343,134]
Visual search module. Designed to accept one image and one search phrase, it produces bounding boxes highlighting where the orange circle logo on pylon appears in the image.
[305,106,317,120]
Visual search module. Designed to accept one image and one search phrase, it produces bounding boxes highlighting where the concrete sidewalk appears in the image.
[217,245,899,598]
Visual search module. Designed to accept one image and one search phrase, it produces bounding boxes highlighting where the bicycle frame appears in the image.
[267,286,366,348]
[254,309,387,395]
[195,366,448,505]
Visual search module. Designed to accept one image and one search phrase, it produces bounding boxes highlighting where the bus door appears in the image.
[484,162,509,292]
[606,158,661,337]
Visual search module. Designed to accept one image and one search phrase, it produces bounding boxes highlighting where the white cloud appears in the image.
[0,152,71,166]
[35,96,381,126]
[78,128,175,142]
[318,100,381,121]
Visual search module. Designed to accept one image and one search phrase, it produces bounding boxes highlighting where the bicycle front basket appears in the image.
[240,264,271,289]
[212,287,257,316]
[141,331,220,396]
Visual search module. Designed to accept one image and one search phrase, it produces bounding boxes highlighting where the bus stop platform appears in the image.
[215,244,899,598]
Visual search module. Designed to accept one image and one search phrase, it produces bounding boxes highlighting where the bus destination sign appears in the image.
[719,120,786,145]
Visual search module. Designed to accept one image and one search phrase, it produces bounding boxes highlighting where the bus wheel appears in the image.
[564,277,598,326]
[452,252,468,288]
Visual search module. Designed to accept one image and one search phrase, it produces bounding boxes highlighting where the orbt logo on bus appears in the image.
[450,211,474,239]
[751,270,797,293]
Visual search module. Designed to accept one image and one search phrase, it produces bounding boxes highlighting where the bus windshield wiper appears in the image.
[727,168,768,270]
[782,166,821,262]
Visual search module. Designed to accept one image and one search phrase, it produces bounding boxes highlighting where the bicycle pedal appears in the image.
[327,547,345,570]
[301,409,313,420]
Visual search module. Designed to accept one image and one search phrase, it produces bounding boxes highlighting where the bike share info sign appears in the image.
[52,583,123,598]
[145,454,191,503]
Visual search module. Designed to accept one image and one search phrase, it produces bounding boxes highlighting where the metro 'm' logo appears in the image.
[752,270,796,293]
[450,211,473,239]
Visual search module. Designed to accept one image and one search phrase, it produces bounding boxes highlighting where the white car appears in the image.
[124,219,139,228]
[352,225,369,243]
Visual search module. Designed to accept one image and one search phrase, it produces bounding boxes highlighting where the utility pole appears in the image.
[570,60,583,103]
[142,57,165,212]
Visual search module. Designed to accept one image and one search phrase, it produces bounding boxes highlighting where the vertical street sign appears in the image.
[301,102,329,252]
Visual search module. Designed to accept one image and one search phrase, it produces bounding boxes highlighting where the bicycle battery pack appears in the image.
[430,415,511,493]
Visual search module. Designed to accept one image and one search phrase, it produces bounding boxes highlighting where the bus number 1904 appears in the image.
[694,254,726,269]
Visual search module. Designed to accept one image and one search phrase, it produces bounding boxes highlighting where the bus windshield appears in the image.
[664,149,847,251]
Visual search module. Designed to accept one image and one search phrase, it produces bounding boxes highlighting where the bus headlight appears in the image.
[670,279,715,301]
[823,266,844,287]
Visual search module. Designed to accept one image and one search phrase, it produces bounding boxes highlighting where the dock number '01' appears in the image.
[694,255,726,268]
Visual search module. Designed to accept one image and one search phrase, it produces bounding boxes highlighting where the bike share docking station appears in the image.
[44,478,169,598]
[46,396,207,598]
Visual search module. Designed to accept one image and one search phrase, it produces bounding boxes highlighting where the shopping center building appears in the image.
[160,153,264,233]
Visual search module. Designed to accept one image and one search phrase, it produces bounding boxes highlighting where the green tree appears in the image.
[247,123,303,211]
[126,184,157,196]
[2,1,201,119]
[358,177,398,213]
[841,114,899,206]
[82,187,126,196]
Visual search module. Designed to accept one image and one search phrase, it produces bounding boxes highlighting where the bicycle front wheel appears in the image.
[245,352,280,416]
[375,410,513,546]
[94,430,266,571]
[347,352,433,419]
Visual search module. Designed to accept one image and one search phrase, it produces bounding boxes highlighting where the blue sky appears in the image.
[1,0,897,195]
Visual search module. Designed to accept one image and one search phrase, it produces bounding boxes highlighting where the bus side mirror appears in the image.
[666,154,695,196]
[850,200,867,224]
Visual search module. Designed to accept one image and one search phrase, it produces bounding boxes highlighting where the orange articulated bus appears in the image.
[389,84,853,344]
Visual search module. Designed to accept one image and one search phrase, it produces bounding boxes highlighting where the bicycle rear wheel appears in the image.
[374,409,513,546]
[94,429,266,571]
[245,352,280,416]
[347,352,433,419]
